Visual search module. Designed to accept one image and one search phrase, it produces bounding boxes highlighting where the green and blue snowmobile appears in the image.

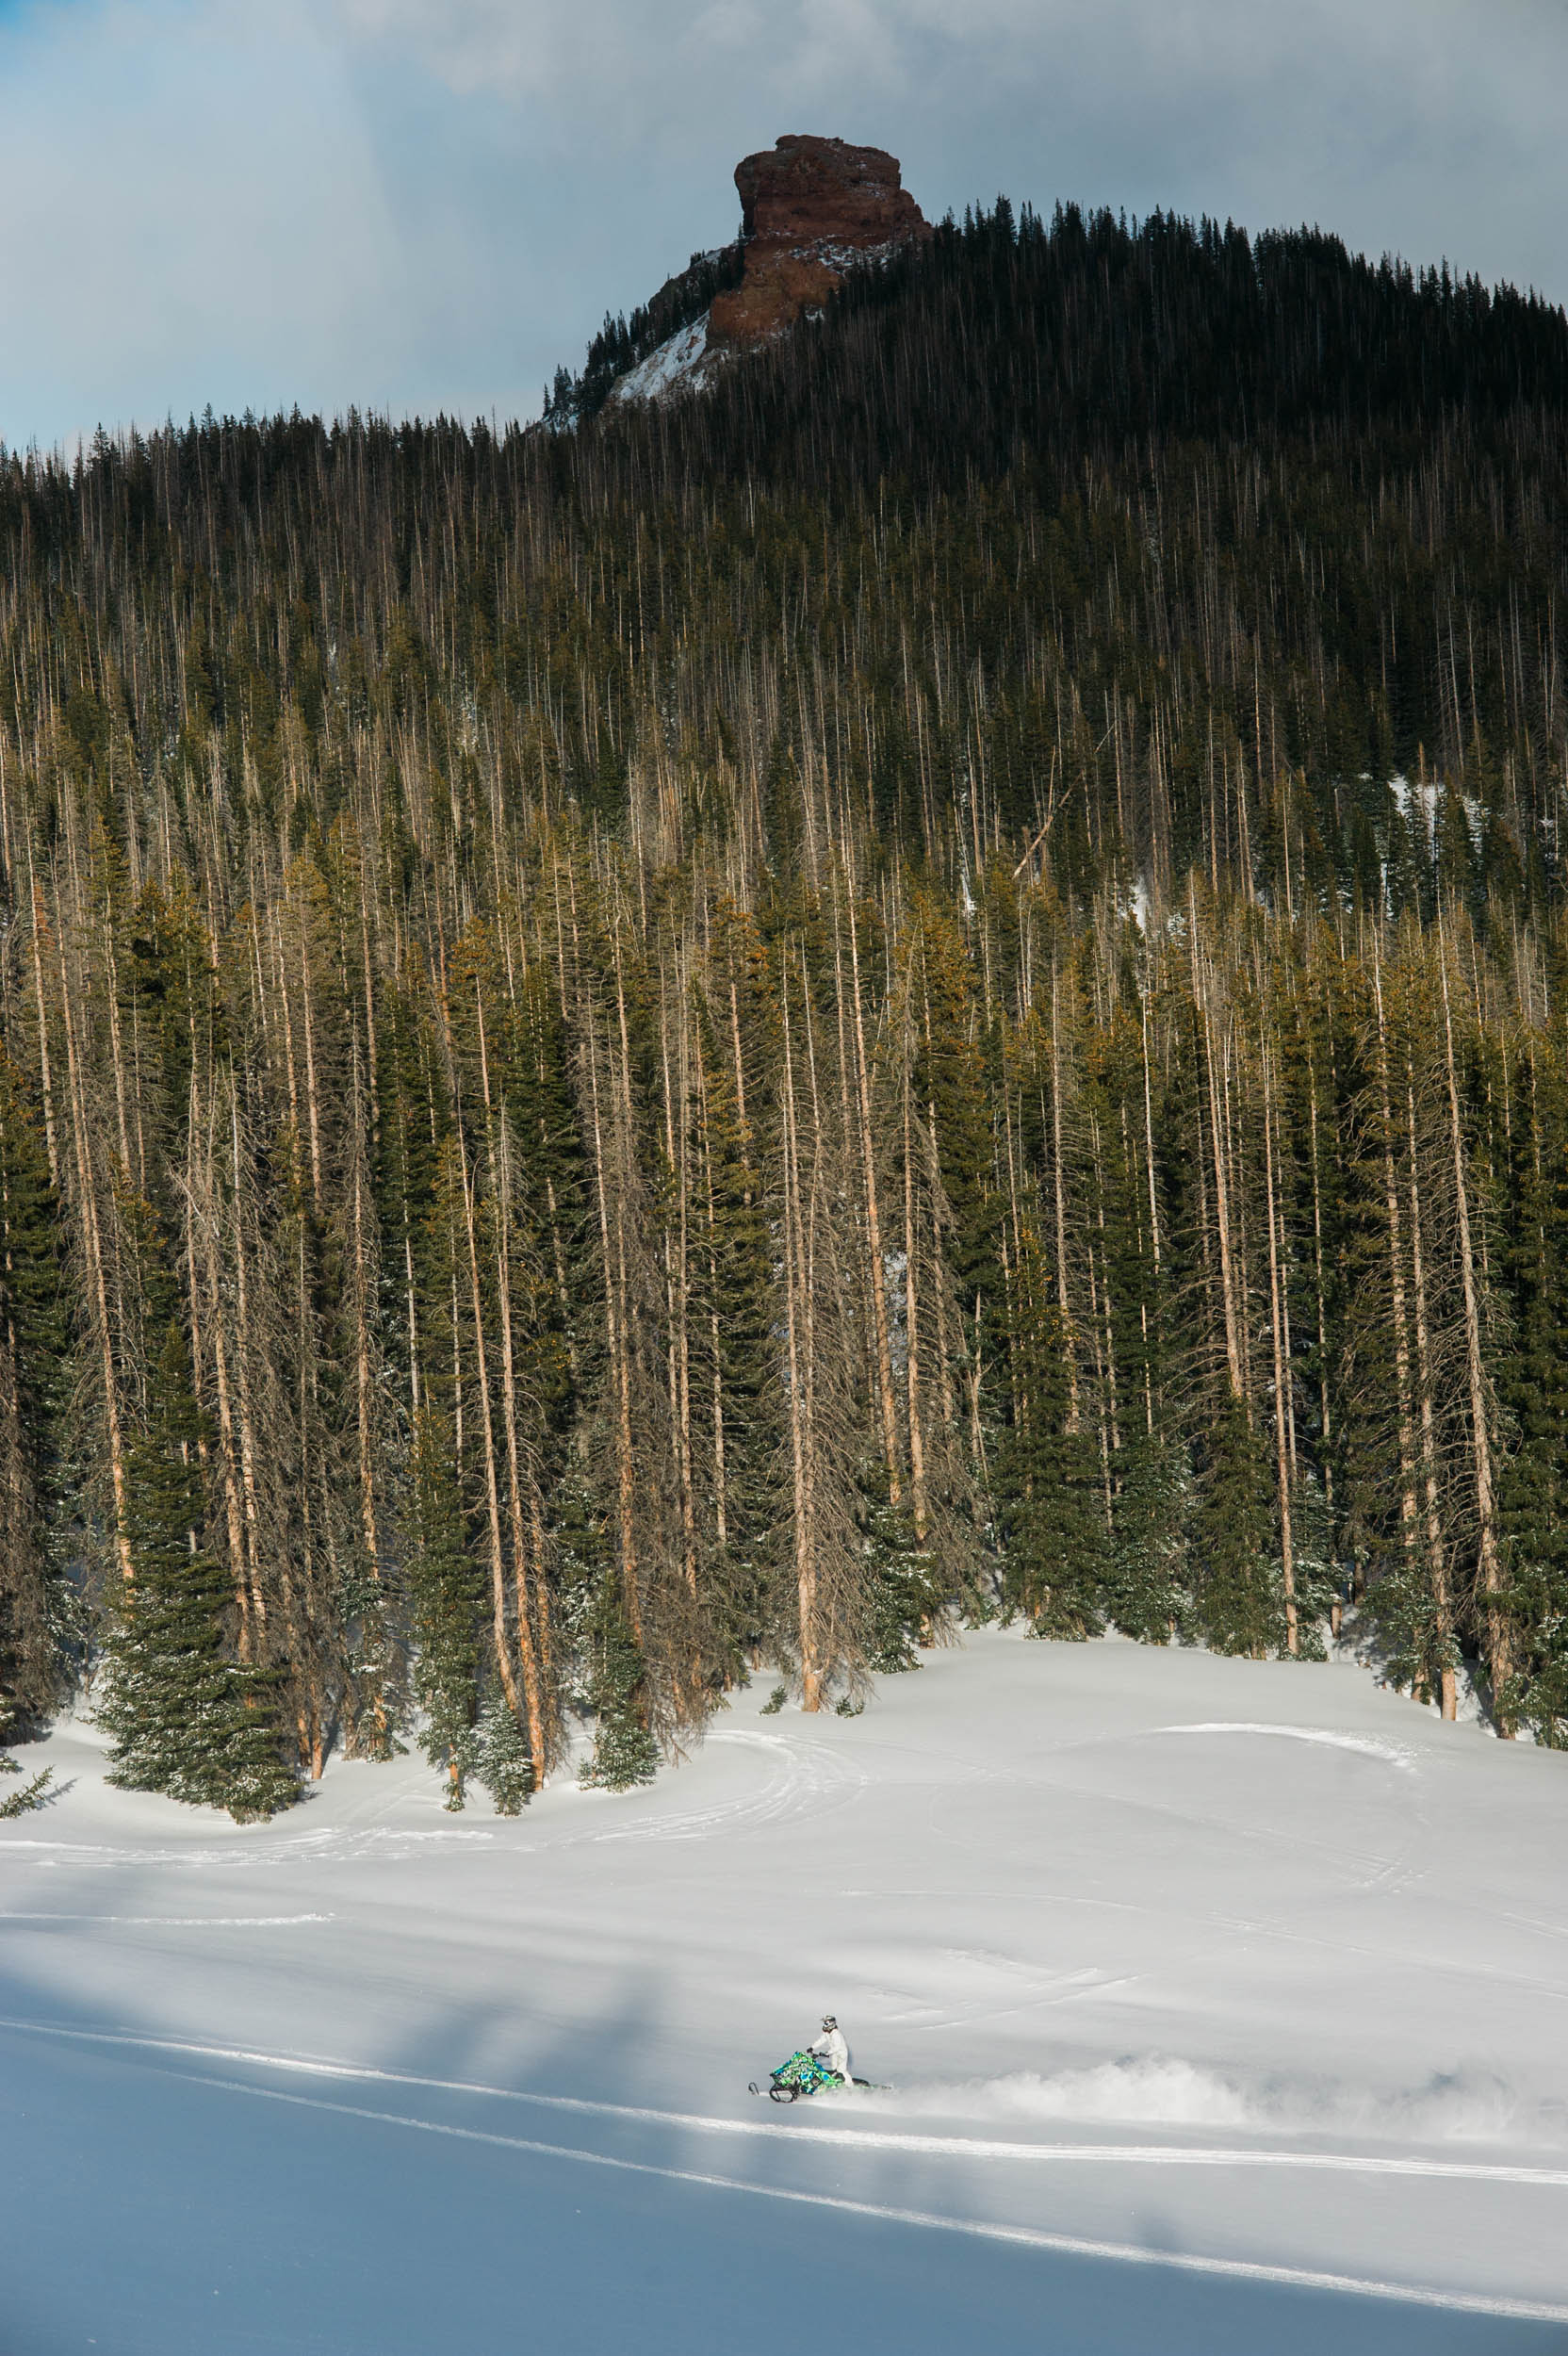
[748,2050,879,2102]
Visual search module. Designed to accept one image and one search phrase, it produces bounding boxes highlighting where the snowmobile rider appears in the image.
[809,2015,853,2088]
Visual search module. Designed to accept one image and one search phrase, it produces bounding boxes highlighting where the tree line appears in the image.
[1,202,1567,1816]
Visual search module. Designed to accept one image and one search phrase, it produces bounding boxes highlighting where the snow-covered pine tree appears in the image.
[1108,1432,1191,1642]
[0,1707,52,1818]
[100,1323,297,1821]
[475,1681,532,1812]
[580,1575,659,1789]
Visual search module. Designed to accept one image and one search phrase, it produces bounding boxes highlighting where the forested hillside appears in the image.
[3,200,1568,1820]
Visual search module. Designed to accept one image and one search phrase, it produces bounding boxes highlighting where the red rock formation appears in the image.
[707,136,930,350]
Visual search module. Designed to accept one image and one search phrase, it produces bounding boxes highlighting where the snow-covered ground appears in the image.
[4,1627,1567,2353]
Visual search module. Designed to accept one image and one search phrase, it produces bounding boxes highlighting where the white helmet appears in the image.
[822,2014,838,2032]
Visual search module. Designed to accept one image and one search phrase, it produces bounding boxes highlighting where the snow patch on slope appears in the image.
[603,242,910,408]
[607,313,714,405]
[1387,771,1483,849]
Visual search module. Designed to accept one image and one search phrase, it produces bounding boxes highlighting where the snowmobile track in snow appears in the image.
[7,2014,1568,2193]
[0,2015,1562,2326]
[0,1729,866,1873]
[576,1730,869,1845]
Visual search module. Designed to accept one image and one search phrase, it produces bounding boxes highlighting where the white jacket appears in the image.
[811,2025,852,2081]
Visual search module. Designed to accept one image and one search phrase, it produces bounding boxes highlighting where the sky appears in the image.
[1,0,1564,451]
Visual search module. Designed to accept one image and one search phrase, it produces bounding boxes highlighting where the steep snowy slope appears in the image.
[2,1630,1566,2353]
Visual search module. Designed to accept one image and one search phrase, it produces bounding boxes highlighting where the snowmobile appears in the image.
[748,2050,879,2102]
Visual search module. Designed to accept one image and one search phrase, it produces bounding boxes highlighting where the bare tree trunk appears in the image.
[55,913,133,1587]
[695,1033,727,1549]
[1403,1054,1457,1719]
[844,885,902,1495]
[1049,962,1081,1429]
[347,1044,382,1586]
[356,842,380,1125]
[1002,1072,1023,1432]
[584,1008,641,1645]
[101,898,133,1178]
[491,1125,547,1776]
[299,924,324,1217]
[291,1206,322,1777]
[274,913,306,1197]
[227,1090,270,1641]
[26,858,58,1188]
[1201,995,1245,1404]
[659,980,697,1599]
[1303,1035,1334,1515]
[1085,1228,1115,1528]
[188,1075,252,1655]
[1371,955,1423,1607]
[780,964,821,1710]
[459,1147,522,1720]
[471,972,544,1759]
[1261,1052,1298,1654]
[1439,949,1511,1722]
[1090,1113,1122,1458]
[902,1064,928,1542]
[1140,984,1161,1274]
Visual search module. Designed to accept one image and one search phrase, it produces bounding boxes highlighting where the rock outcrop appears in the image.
[707,136,930,349]
[587,136,931,414]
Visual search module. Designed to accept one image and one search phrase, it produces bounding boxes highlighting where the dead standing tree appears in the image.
[776,940,873,1710]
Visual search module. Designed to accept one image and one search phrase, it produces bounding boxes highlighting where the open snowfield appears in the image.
[3,1627,1568,2355]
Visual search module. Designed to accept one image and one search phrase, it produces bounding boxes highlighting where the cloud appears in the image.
[2,0,1564,450]
[0,0,408,447]
[334,0,1568,322]
[337,0,904,109]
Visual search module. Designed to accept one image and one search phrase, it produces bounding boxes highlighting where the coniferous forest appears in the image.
[6,201,1568,1821]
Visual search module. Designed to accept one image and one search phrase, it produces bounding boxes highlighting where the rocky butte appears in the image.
[596,136,931,407]
[707,134,932,349]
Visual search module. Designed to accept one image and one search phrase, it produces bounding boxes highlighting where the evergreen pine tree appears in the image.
[907,897,1004,1469]
[0,1704,53,1817]
[995,1295,1108,1636]
[405,1407,483,1808]
[1494,1042,1568,1740]
[1288,1471,1339,1661]
[1193,1399,1281,1657]
[1107,1432,1192,1641]
[475,1683,532,1813]
[0,1052,74,1728]
[580,1575,659,1790]
[860,1468,948,1670]
[690,968,779,1670]
[100,1324,296,1821]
